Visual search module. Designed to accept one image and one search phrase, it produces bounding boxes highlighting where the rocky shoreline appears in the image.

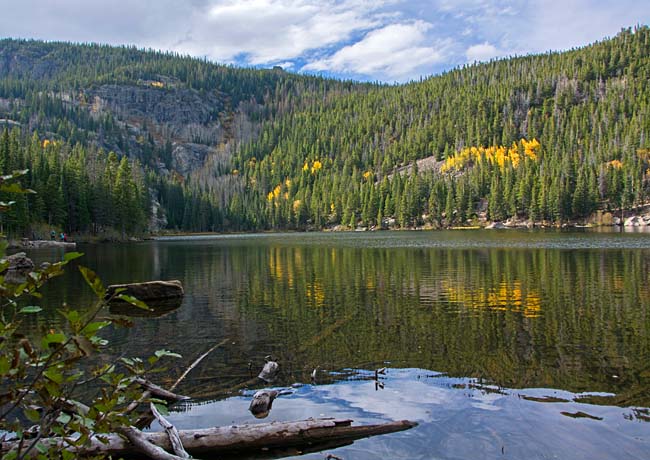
[7,239,77,249]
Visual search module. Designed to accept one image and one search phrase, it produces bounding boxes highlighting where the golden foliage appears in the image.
[606,159,623,169]
[441,138,541,173]
[311,160,322,174]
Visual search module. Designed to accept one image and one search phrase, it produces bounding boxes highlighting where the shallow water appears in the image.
[24,230,650,459]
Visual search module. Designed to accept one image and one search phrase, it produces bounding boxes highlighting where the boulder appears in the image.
[4,252,35,272]
[485,222,506,229]
[624,216,644,227]
[105,280,184,304]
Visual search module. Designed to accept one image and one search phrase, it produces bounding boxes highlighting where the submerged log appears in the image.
[1,418,417,458]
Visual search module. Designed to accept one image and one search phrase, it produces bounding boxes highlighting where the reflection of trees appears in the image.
[234,245,650,406]
[27,240,650,406]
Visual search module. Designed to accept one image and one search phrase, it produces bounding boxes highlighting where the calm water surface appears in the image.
[25,230,650,459]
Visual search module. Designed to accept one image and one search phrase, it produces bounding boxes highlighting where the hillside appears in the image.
[0,27,649,235]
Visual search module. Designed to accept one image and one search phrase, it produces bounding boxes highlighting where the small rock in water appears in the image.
[258,356,280,383]
[248,390,278,419]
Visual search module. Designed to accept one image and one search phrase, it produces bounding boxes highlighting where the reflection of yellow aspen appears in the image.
[443,279,542,318]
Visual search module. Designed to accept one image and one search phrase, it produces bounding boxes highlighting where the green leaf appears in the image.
[63,252,84,262]
[3,450,17,460]
[81,320,111,335]
[42,332,67,349]
[35,443,48,454]
[44,369,64,384]
[116,294,151,310]
[57,413,72,424]
[0,355,10,375]
[59,309,80,324]
[24,407,41,423]
[19,306,42,314]
[153,403,169,416]
[78,266,105,298]
[154,349,182,359]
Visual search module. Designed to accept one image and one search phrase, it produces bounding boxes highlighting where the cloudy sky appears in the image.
[1,0,648,82]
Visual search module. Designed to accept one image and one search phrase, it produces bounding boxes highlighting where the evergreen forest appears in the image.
[0,25,649,236]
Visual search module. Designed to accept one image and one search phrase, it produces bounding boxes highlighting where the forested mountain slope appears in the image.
[0,26,648,235]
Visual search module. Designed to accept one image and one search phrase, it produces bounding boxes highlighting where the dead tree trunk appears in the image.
[1,418,417,459]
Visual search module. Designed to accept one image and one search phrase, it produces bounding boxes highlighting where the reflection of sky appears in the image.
[161,368,649,460]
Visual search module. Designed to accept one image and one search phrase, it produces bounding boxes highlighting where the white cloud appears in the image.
[169,0,391,64]
[1,0,649,82]
[466,42,499,62]
[303,21,449,81]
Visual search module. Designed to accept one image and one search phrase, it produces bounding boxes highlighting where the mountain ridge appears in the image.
[0,26,648,234]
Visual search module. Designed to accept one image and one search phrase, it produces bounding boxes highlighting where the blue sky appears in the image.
[1,0,649,82]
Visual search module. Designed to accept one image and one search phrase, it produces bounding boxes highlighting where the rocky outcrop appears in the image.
[171,143,214,176]
[624,215,649,227]
[485,222,507,229]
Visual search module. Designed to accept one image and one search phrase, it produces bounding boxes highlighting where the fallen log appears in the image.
[1,418,417,459]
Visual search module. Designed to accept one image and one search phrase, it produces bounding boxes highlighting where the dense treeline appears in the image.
[0,27,649,235]
[0,128,148,237]
[235,26,650,229]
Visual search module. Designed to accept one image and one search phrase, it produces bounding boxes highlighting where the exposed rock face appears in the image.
[149,190,168,232]
[172,143,215,176]
[624,216,647,227]
[485,222,507,229]
[90,84,222,127]
[105,280,184,303]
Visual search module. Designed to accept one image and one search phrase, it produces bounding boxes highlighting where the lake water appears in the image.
[25,230,650,459]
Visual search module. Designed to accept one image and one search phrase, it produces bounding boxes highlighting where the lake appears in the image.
[24,230,650,459]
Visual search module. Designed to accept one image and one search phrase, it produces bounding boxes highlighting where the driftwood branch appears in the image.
[170,338,229,392]
[135,340,227,429]
[133,378,190,403]
[149,403,190,458]
[115,426,187,460]
[1,418,417,459]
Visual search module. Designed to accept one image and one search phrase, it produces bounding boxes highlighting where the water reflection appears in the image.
[20,231,650,457]
[164,368,649,460]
